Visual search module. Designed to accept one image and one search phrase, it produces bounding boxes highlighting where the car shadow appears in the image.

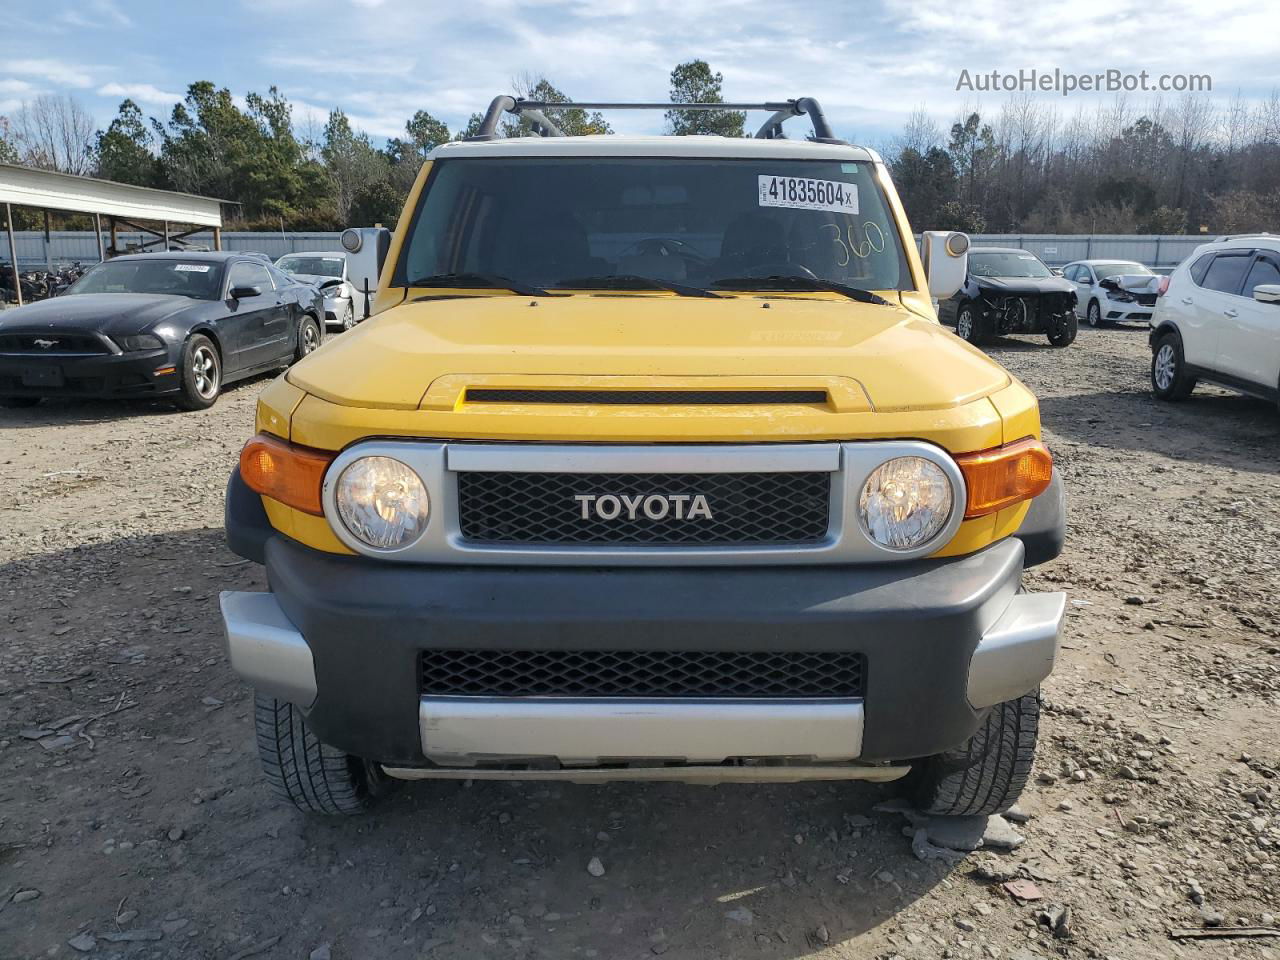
[0,370,277,429]
[2,526,960,958]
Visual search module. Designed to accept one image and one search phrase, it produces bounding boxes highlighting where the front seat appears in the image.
[497,213,607,283]
[713,213,787,275]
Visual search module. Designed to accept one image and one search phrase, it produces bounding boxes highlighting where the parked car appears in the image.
[275,252,361,330]
[937,247,1078,347]
[1149,235,1280,409]
[0,251,324,411]
[1062,259,1159,327]
[218,95,1066,819]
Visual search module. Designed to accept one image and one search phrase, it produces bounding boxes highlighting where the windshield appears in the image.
[969,252,1053,279]
[277,255,344,278]
[67,259,222,299]
[395,157,910,292]
[1094,261,1151,279]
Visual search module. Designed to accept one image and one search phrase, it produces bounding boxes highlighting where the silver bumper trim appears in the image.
[418,696,864,766]
[382,762,909,784]
[219,591,316,707]
[967,591,1065,708]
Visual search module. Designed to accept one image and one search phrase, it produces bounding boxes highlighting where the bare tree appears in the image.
[13,95,96,175]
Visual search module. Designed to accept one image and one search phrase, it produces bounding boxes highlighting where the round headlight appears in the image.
[858,457,954,550]
[335,456,429,549]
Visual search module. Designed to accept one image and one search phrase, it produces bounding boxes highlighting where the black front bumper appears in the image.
[0,347,180,398]
[224,468,1064,768]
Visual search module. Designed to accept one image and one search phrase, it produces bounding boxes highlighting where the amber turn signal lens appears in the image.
[954,437,1053,518]
[239,434,334,516]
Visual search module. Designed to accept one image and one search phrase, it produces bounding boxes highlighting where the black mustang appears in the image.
[937,247,1078,348]
[0,251,325,410]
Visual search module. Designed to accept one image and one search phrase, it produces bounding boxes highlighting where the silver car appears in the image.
[274,252,365,330]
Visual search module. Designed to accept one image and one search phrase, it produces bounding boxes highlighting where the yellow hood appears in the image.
[287,294,1009,412]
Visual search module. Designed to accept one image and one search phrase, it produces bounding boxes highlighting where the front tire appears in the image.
[295,315,322,362]
[174,334,221,411]
[910,690,1040,817]
[1047,313,1078,347]
[956,302,989,345]
[1086,300,1103,328]
[1151,332,1196,400]
[254,695,396,815]
[340,302,355,331]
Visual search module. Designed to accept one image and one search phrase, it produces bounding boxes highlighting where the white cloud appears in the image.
[97,82,182,106]
[3,58,94,89]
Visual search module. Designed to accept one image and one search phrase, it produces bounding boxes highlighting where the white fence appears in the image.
[0,230,1233,272]
[0,231,345,269]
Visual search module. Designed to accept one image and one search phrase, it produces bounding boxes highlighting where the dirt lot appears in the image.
[2,325,1278,960]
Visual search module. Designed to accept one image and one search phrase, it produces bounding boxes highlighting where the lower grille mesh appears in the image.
[420,649,866,698]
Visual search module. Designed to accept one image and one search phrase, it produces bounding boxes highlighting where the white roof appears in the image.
[431,135,878,163]
[0,163,223,227]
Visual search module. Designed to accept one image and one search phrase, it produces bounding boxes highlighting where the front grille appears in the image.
[0,333,110,354]
[457,471,831,545]
[420,649,865,698]
[465,389,827,405]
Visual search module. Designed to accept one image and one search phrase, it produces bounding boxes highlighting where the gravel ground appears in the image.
[1,324,1278,960]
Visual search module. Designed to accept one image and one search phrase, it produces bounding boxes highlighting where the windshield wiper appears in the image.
[555,274,722,299]
[709,275,891,306]
[406,272,557,297]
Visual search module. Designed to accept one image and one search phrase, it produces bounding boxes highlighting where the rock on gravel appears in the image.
[586,856,605,877]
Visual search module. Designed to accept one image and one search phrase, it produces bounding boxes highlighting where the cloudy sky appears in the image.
[3,0,1277,146]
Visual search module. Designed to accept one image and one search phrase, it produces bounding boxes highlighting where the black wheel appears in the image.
[910,690,1039,816]
[1151,332,1196,401]
[254,695,397,815]
[1086,300,1103,328]
[174,334,221,411]
[956,302,990,345]
[1047,312,1078,347]
[0,396,41,408]
[295,315,322,362]
[340,302,356,331]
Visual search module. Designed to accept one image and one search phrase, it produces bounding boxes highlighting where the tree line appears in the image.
[0,61,742,232]
[889,93,1280,235]
[2,64,1278,236]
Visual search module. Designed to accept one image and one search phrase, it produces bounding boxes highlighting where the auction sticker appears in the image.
[174,264,211,272]
[759,175,858,215]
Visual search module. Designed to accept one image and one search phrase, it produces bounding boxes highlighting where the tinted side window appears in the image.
[230,262,274,292]
[1201,253,1252,296]
[1062,265,1078,282]
[1188,253,1214,286]
[1243,256,1280,296]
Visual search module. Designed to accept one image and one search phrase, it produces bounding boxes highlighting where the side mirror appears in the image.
[229,284,262,299]
[922,231,969,300]
[1253,283,1280,305]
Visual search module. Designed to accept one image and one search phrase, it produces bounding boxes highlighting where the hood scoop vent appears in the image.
[464,388,828,406]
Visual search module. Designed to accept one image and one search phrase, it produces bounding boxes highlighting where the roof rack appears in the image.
[1213,233,1273,242]
[467,96,843,144]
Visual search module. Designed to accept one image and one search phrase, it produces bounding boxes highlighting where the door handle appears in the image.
[1224,308,1239,318]
[1180,297,1194,305]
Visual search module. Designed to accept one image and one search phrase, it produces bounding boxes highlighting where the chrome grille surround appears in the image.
[320,440,966,566]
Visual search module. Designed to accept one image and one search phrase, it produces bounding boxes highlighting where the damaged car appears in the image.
[1063,259,1159,327]
[939,247,1078,347]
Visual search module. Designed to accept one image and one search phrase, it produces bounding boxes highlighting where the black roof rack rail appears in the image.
[466,96,844,144]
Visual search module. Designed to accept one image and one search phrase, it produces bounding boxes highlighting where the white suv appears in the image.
[1150,236,1280,409]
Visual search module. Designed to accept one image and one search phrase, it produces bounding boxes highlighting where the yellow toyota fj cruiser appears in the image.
[220,96,1066,816]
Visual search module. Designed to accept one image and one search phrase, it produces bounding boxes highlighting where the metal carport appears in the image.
[0,163,225,306]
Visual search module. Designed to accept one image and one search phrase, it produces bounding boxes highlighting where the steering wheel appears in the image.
[738,261,819,280]
[619,237,708,265]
